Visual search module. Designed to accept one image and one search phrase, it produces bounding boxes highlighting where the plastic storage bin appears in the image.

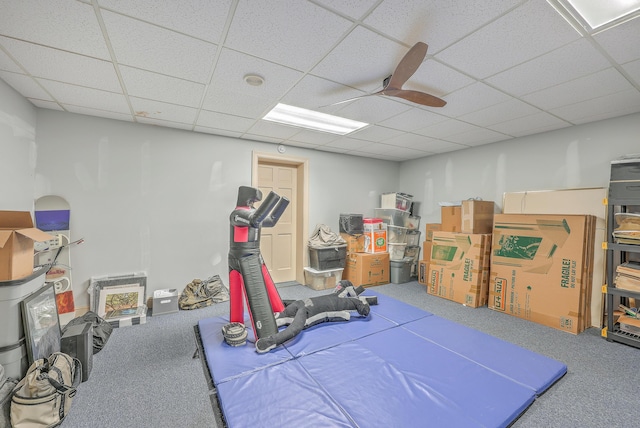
[308,245,347,270]
[303,267,344,290]
[389,243,407,260]
[381,192,413,211]
[387,225,408,244]
[152,288,179,316]
[390,259,413,284]
[374,208,411,227]
[339,214,364,234]
[406,230,421,246]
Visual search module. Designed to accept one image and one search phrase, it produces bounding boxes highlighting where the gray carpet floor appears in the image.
[61,281,640,428]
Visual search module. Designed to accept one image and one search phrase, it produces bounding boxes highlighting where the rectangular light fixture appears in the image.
[263,103,368,135]
[548,0,640,34]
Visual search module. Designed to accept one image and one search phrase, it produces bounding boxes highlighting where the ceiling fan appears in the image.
[333,41,446,108]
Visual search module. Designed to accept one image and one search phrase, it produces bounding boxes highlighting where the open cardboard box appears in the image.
[0,211,53,281]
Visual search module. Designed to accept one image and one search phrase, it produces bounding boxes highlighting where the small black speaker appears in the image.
[61,322,93,382]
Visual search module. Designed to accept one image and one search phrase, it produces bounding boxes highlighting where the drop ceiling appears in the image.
[1,0,639,161]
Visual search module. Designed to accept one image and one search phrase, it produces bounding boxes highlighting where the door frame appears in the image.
[252,151,309,284]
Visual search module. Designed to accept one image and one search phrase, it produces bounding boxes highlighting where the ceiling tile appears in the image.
[0,71,53,100]
[379,107,448,131]
[28,99,63,110]
[436,1,580,79]
[0,46,23,73]
[286,129,338,145]
[550,90,640,124]
[522,68,634,110]
[446,127,510,146]
[381,132,436,149]
[333,96,412,123]
[488,112,570,137]
[64,105,133,122]
[486,38,611,96]
[414,118,478,139]
[458,98,541,127]
[206,48,303,103]
[313,0,379,19]
[101,10,217,83]
[363,0,523,53]
[135,117,194,130]
[97,0,232,44]
[194,126,242,139]
[419,139,468,154]
[0,0,110,59]
[0,37,121,92]
[406,59,475,96]
[623,59,640,86]
[311,26,408,90]
[323,137,372,151]
[246,120,301,140]
[224,0,352,72]
[349,125,404,142]
[120,66,205,107]
[436,82,511,117]
[196,110,255,133]
[129,97,198,124]
[37,79,130,113]
[594,17,640,64]
[282,74,365,111]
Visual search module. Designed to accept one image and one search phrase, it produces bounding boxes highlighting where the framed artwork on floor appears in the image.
[21,282,62,365]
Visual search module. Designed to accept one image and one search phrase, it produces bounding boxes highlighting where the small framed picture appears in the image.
[21,283,62,365]
[90,274,147,317]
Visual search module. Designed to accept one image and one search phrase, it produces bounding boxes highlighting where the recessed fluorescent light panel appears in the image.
[263,103,368,135]
[548,0,640,34]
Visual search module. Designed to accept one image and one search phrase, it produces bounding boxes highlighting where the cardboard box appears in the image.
[488,213,595,334]
[340,233,365,254]
[423,223,441,261]
[427,232,492,307]
[0,211,53,281]
[461,200,496,234]
[418,260,429,285]
[618,315,640,335]
[343,252,390,287]
[303,267,344,291]
[441,206,462,232]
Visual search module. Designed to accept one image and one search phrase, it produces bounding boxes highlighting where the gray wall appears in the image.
[399,113,640,223]
[33,110,400,308]
[0,79,37,211]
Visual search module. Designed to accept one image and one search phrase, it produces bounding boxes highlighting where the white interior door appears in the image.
[257,162,297,283]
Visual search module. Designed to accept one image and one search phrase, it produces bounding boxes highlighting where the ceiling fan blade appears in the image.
[385,42,428,90]
[322,94,373,107]
[382,89,447,107]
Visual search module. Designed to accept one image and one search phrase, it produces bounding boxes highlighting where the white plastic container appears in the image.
[389,243,407,261]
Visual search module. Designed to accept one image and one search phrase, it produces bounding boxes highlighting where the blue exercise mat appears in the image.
[197,292,566,427]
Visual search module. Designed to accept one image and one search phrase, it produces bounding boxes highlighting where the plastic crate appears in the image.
[308,245,347,270]
[339,213,364,234]
[387,225,408,244]
[381,192,413,211]
[303,267,344,291]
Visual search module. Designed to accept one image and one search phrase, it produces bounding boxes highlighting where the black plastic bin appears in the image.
[308,245,347,270]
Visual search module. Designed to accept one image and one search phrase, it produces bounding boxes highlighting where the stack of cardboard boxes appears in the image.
[342,219,390,288]
[419,201,495,308]
[488,213,596,334]
[417,202,596,334]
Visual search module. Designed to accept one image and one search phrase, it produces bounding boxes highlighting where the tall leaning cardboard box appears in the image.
[0,211,53,280]
[488,213,595,334]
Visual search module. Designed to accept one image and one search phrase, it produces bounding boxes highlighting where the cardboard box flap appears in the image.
[0,230,13,248]
[16,227,54,243]
[0,211,35,229]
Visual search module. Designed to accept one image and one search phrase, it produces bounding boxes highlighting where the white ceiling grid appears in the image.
[0,0,639,161]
